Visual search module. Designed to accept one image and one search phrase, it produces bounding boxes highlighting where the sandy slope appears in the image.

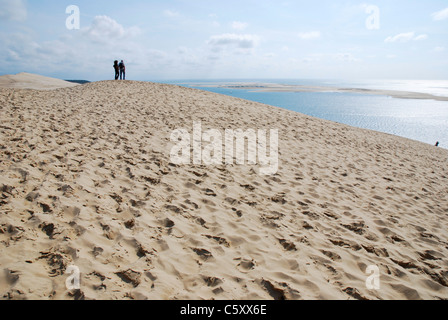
[0,73,79,90]
[0,79,448,300]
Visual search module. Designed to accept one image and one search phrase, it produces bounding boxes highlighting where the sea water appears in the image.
[161,79,448,149]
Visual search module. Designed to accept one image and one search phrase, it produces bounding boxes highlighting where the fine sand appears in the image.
[0,73,79,91]
[1,77,448,300]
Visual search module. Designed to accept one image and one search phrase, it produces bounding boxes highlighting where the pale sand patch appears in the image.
[0,73,79,90]
[1,76,448,300]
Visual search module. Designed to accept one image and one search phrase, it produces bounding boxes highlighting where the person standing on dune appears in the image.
[113,60,119,80]
[119,60,126,80]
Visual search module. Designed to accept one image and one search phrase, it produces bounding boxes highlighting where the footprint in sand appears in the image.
[236,258,256,273]
[192,248,213,261]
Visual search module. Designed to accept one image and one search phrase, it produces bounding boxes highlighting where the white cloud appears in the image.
[7,48,20,60]
[302,55,321,63]
[334,53,360,62]
[432,7,448,21]
[208,33,260,49]
[1,32,82,74]
[164,10,180,18]
[83,16,141,43]
[385,32,415,43]
[0,23,173,80]
[434,47,445,52]
[297,31,321,40]
[231,21,249,30]
[0,0,26,21]
[414,34,428,41]
[177,46,188,54]
[384,32,427,43]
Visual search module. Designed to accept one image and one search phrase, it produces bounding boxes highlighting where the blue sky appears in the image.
[0,0,447,80]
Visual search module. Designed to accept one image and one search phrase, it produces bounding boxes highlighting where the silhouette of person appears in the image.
[119,60,126,80]
[113,60,119,80]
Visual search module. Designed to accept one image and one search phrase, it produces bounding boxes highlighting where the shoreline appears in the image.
[179,81,448,149]
[196,83,448,102]
[1,75,447,149]
[3,73,447,102]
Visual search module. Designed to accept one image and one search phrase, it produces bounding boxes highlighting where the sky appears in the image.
[0,0,447,81]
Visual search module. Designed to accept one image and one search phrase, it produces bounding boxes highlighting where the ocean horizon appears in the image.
[159,79,448,149]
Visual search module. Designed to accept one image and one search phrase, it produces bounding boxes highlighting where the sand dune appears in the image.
[0,73,79,90]
[1,77,448,300]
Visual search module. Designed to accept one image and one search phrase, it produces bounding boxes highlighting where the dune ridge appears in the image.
[1,79,448,300]
[0,73,79,90]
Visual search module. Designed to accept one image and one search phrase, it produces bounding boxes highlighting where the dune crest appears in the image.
[1,79,448,300]
[0,73,79,90]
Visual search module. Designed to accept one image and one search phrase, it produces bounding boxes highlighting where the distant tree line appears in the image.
[65,80,90,84]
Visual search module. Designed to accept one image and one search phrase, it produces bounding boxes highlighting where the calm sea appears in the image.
[161,79,448,149]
